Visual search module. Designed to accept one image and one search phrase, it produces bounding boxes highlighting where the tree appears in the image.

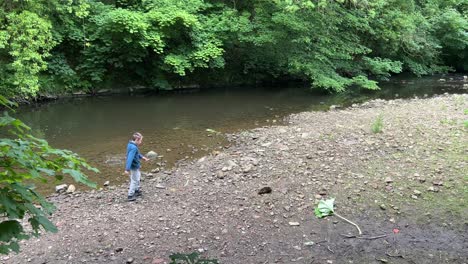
[0,0,467,97]
[0,96,98,254]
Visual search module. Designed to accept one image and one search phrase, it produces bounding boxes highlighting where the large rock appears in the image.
[146,151,158,159]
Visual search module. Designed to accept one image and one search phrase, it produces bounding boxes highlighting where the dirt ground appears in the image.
[3,94,467,264]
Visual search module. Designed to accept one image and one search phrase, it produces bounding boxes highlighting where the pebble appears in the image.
[126,257,134,263]
[115,247,123,253]
[66,184,76,193]
[379,204,386,210]
[103,181,110,186]
[385,177,393,183]
[217,171,225,179]
[288,222,300,226]
[55,184,68,193]
[258,187,272,195]
[432,181,444,186]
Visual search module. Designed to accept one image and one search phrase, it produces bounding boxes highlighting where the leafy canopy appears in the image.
[0,0,466,97]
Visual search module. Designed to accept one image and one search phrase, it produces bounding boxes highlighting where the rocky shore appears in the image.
[3,94,467,264]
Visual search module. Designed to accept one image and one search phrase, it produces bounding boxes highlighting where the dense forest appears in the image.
[0,0,467,98]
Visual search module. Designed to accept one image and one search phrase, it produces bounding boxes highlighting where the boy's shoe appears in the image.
[135,190,142,197]
[128,195,136,202]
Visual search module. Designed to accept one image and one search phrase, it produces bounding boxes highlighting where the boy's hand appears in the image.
[123,170,129,175]
[142,157,149,161]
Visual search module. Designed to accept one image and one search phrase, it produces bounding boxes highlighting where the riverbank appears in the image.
[4,94,467,264]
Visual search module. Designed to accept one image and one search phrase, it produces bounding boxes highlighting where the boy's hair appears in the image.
[132,132,143,141]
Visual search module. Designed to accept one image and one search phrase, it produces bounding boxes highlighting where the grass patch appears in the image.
[371,114,384,133]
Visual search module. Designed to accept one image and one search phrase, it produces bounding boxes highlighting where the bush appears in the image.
[0,96,98,254]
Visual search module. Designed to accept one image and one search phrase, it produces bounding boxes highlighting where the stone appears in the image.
[413,190,422,196]
[103,181,110,187]
[318,189,327,195]
[115,247,123,253]
[243,164,253,173]
[288,222,300,226]
[379,204,386,210]
[66,185,76,193]
[55,184,68,193]
[258,187,272,195]
[432,181,444,186]
[216,171,225,179]
[303,241,315,246]
[146,151,158,159]
[385,177,393,183]
[155,184,166,189]
[126,257,134,263]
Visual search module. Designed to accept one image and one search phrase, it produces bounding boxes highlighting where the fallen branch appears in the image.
[334,213,362,235]
[340,234,387,240]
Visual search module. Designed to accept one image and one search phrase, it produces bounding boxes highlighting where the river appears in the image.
[16,74,467,193]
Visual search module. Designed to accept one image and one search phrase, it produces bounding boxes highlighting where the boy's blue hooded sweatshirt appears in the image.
[125,141,143,171]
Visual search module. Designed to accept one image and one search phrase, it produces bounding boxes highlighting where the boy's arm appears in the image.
[139,153,149,161]
[125,147,137,171]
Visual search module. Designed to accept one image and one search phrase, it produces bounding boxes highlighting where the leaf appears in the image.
[61,169,97,188]
[0,220,23,242]
[314,198,335,218]
[169,252,219,264]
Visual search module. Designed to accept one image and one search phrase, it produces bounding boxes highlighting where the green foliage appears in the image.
[0,0,466,97]
[0,96,97,254]
[1,11,55,97]
[170,252,218,264]
[314,198,335,218]
[371,114,384,133]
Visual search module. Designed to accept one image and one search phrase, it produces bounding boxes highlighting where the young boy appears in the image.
[124,132,149,201]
